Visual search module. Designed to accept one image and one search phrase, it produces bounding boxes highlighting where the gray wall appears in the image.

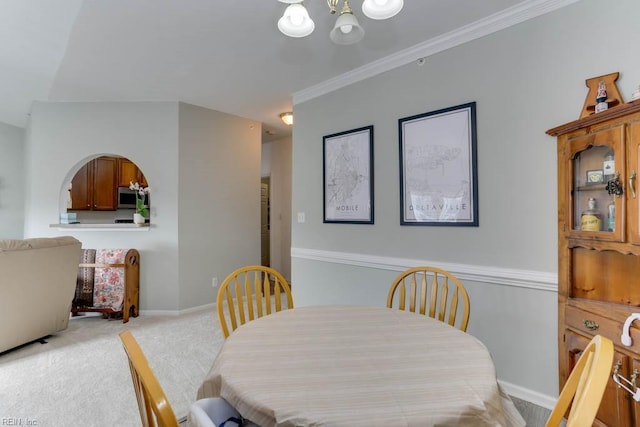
[0,122,24,238]
[177,103,262,308]
[23,101,261,311]
[290,0,640,408]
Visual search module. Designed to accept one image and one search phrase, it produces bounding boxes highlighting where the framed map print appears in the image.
[323,125,374,224]
[399,102,478,226]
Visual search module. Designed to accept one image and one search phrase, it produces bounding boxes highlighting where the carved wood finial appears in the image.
[580,72,624,119]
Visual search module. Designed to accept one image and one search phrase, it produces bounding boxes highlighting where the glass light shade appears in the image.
[278,3,315,38]
[329,13,364,45]
[362,0,403,20]
[280,112,293,126]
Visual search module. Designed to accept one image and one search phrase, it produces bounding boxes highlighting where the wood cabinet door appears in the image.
[565,330,632,426]
[118,158,137,187]
[70,162,91,210]
[627,121,640,245]
[92,157,117,210]
[631,359,640,425]
[118,158,147,187]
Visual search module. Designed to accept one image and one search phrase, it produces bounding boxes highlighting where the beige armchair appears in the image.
[0,236,81,353]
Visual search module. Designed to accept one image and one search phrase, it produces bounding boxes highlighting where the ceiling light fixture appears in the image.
[278,1,315,38]
[330,0,364,45]
[277,0,403,45]
[280,112,294,125]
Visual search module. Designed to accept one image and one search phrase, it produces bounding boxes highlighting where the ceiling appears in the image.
[0,0,572,142]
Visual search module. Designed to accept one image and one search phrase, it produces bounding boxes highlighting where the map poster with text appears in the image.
[399,102,478,226]
[323,125,374,224]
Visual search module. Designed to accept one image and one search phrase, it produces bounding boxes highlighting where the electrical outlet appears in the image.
[212,277,218,288]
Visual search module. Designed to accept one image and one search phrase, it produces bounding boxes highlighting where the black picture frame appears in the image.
[323,125,374,224]
[398,102,478,226]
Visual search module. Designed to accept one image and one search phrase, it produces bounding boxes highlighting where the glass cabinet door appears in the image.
[567,126,624,242]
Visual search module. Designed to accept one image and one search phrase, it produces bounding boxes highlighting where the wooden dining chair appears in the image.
[386,266,470,332]
[545,334,614,427]
[217,265,294,338]
[119,330,179,427]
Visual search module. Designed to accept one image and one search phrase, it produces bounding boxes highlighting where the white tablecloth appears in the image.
[198,305,526,427]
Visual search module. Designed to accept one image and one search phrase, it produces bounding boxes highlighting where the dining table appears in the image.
[197,305,526,427]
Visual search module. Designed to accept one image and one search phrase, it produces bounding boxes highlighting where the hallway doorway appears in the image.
[261,177,270,267]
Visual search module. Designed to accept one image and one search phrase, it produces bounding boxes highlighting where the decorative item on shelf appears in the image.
[586,169,604,185]
[580,72,624,119]
[60,212,79,224]
[603,149,615,183]
[605,173,623,197]
[607,198,616,232]
[595,80,609,113]
[129,181,149,225]
[581,197,602,231]
[632,86,640,101]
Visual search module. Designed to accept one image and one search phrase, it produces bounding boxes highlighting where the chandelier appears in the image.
[277,0,404,45]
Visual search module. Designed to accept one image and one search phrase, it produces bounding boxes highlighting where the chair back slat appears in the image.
[233,279,246,325]
[387,266,470,332]
[419,274,427,315]
[225,291,238,332]
[262,272,272,315]
[409,275,417,312]
[217,265,294,338]
[428,274,438,320]
[448,290,459,327]
[254,271,269,324]
[274,277,283,312]
[437,277,449,323]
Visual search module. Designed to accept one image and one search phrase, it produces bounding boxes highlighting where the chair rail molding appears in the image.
[291,247,557,292]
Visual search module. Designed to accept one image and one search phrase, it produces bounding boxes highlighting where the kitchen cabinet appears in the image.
[118,158,147,187]
[70,156,117,211]
[548,100,640,425]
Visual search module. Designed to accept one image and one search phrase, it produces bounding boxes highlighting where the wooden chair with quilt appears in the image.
[217,265,293,338]
[545,334,614,427]
[386,266,470,332]
[119,330,179,427]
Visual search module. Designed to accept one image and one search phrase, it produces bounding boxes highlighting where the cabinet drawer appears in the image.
[566,306,640,352]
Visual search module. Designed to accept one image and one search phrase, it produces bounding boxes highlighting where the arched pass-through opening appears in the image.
[58,154,150,225]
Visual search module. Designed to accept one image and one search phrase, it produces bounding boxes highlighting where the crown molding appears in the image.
[293,0,580,105]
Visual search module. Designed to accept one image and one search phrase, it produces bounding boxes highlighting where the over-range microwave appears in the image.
[117,187,149,210]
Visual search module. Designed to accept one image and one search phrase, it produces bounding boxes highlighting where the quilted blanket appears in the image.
[92,249,127,311]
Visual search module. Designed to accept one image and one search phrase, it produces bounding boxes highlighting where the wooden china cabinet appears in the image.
[548,100,640,426]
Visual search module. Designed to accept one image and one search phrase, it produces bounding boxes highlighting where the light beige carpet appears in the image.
[0,308,223,427]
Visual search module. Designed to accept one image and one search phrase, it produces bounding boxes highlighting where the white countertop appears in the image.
[49,223,150,231]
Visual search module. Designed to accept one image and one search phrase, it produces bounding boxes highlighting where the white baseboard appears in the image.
[499,379,556,410]
[139,303,214,317]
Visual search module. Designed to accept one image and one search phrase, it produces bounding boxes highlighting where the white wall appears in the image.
[0,122,24,238]
[290,0,640,407]
[23,101,262,312]
[25,101,181,310]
